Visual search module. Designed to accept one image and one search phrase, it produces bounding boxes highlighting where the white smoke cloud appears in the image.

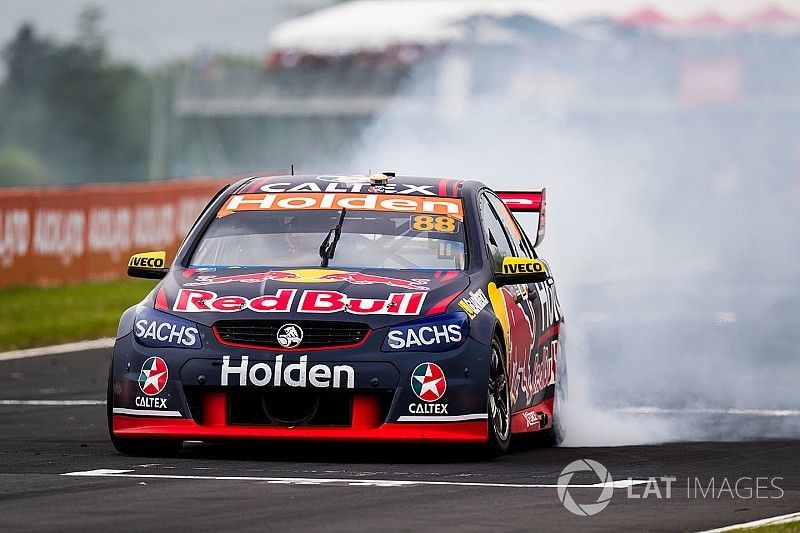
[336,43,800,446]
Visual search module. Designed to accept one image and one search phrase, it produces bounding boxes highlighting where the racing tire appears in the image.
[484,336,512,457]
[106,362,182,457]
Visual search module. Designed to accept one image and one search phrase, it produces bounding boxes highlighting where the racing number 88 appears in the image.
[412,215,456,233]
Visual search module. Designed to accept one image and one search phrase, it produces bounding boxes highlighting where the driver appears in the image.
[283,217,327,266]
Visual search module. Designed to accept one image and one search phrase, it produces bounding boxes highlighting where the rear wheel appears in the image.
[107,361,182,457]
[485,337,511,457]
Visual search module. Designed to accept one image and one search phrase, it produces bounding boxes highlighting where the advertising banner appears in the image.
[0,178,231,287]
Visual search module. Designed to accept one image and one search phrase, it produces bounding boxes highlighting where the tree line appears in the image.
[0,8,151,186]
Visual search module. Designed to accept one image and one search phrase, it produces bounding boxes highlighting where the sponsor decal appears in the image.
[410,362,447,402]
[532,339,558,393]
[523,410,539,428]
[135,396,167,409]
[500,257,547,276]
[382,312,468,352]
[257,177,437,196]
[221,355,354,389]
[217,193,463,219]
[128,251,166,269]
[174,288,426,316]
[277,323,303,348]
[457,289,489,320]
[134,307,201,349]
[536,281,563,328]
[185,268,430,292]
[408,403,449,414]
[490,283,536,407]
[138,356,169,397]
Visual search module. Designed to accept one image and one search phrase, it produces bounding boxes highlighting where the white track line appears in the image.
[62,469,650,489]
[0,400,104,406]
[0,338,114,362]
[617,407,800,417]
[698,510,800,532]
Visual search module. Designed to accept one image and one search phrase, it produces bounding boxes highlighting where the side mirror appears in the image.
[127,251,169,279]
[495,257,548,286]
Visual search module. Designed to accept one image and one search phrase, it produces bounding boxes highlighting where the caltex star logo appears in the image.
[138,356,169,396]
[411,362,447,402]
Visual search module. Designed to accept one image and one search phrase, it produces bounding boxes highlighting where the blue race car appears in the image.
[109,173,565,456]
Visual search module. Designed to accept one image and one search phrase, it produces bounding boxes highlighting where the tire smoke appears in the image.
[334,41,800,445]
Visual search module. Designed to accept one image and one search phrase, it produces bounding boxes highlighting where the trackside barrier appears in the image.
[0,178,232,288]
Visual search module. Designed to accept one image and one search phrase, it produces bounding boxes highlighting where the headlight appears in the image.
[381,312,469,353]
[133,307,202,349]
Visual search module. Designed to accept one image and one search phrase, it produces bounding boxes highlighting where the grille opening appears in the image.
[229,389,353,426]
[215,320,369,350]
[185,387,395,427]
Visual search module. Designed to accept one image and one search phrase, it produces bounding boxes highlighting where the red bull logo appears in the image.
[184,269,430,291]
[173,288,426,316]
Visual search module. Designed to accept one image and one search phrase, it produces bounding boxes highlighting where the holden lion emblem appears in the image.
[277,323,303,348]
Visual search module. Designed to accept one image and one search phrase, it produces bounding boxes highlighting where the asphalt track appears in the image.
[0,349,798,532]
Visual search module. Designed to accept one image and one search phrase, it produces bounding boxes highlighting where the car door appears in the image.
[478,192,538,413]
[486,192,562,413]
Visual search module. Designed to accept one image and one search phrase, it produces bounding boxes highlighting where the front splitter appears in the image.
[113,416,489,444]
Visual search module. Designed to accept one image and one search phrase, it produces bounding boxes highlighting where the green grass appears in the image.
[0,279,158,351]
[744,521,800,533]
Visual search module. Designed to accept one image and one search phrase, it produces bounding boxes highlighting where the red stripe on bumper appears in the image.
[113,416,488,444]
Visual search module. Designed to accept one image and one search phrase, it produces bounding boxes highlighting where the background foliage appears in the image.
[0,8,151,185]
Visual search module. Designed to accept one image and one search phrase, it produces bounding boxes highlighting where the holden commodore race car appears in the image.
[110,173,565,457]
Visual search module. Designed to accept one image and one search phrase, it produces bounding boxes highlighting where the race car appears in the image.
[109,173,565,457]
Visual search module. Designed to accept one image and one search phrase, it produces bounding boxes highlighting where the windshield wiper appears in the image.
[318,207,347,267]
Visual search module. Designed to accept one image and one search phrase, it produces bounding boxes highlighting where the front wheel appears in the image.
[485,337,511,457]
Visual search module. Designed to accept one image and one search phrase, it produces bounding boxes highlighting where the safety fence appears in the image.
[0,178,232,287]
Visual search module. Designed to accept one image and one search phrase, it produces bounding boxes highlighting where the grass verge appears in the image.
[744,521,800,532]
[0,279,157,351]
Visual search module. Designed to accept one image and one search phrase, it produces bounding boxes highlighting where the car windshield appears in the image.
[190,209,466,270]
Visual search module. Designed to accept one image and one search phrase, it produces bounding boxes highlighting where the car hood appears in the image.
[156,267,470,328]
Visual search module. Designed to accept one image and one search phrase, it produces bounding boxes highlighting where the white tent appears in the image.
[269,0,800,54]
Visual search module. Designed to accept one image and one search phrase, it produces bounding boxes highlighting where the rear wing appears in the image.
[497,189,546,248]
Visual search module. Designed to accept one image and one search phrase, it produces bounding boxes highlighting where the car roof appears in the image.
[235,174,487,198]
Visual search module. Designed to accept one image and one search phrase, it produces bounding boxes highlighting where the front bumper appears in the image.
[110,330,490,444]
[113,417,488,443]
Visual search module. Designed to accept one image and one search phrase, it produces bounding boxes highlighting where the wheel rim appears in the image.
[488,344,510,441]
